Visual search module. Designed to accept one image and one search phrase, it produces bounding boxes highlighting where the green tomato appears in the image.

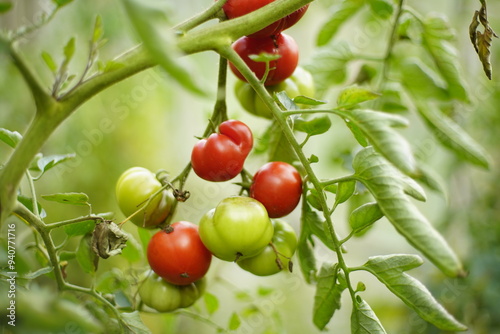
[237,219,298,276]
[115,167,175,228]
[235,66,315,119]
[199,196,274,262]
[138,271,205,312]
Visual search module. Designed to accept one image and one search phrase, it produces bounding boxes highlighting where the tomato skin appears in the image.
[139,270,206,312]
[199,196,274,262]
[116,167,174,228]
[191,120,253,182]
[235,66,315,119]
[237,219,297,276]
[250,162,302,218]
[222,0,309,38]
[229,34,299,86]
[147,221,212,285]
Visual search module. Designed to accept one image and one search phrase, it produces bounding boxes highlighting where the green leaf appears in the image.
[137,228,152,257]
[363,254,468,331]
[30,153,76,180]
[336,109,416,175]
[401,175,427,202]
[96,268,127,294]
[313,263,346,330]
[415,103,491,169]
[120,311,152,334]
[92,15,104,43]
[317,0,366,46]
[203,292,219,315]
[334,181,356,206]
[337,86,381,108]
[297,232,317,284]
[76,234,98,275]
[305,42,352,97]
[368,0,393,19]
[64,219,96,236]
[422,15,469,102]
[353,147,464,277]
[349,202,384,233]
[401,58,449,101]
[303,203,336,251]
[266,120,297,164]
[52,0,74,7]
[414,163,447,197]
[345,120,369,147]
[121,232,143,263]
[17,195,47,219]
[276,90,299,111]
[63,37,76,63]
[0,2,12,13]
[20,267,53,280]
[59,251,76,261]
[351,296,387,334]
[294,116,332,136]
[293,96,327,106]
[228,312,241,331]
[0,128,22,148]
[122,0,205,95]
[42,192,90,206]
[248,52,281,62]
[41,51,58,73]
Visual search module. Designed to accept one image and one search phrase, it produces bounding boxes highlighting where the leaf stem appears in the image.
[174,0,229,34]
[45,214,105,230]
[380,0,405,86]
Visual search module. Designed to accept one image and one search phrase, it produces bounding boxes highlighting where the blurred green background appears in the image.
[1,0,499,333]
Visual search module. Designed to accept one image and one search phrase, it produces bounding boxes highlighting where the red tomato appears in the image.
[222,0,309,38]
[147,221,212,285]
[191,120,253,182]
[250,162,302,218]
[229,33,299,86]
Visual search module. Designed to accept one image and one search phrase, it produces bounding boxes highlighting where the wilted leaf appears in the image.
[91,221,129,259]
[363,255,468,331]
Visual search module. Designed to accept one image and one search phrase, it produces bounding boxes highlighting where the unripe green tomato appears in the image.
[199,196,274,262]
[138,271,205,312]
[237,220,297,276]
[115,167,175,228]
[235,66,315,119]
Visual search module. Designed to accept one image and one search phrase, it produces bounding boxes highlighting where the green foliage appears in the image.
[350,296,387,333]
[313,263,346,330]
[0,128,22,148]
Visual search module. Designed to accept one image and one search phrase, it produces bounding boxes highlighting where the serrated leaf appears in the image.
[0,128,22,148]
[317,0,366,46]
[363,254,467,331]
[416,103,491,168]
[64,219,96,236]
[121,232,142,263]
[122,0,205,95]
[313,263,346,330]
[349,202,384,233]
[294,116,331,136]
[351,296,387,334]
[203,292,219,315]
[305,42,352,97]
[334,181,356,206]
[52,0,74,7]
[337,86,380,108]
[353,147,464,277]
[368,0,393,19]
[335,109,416,175]
[30,153,76,180]
[228,312,241,330]
[401,58,449,101]
[422,15,468,102]
[0,2,12,13]
[41,51,58,73]
[42,192,90,206]
[76,234,97,275]
[120,311,152,334]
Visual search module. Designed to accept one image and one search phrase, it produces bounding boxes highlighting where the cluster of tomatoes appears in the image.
[114,0,310,314]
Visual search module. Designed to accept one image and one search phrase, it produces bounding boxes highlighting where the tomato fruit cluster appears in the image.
[115,167,174,228]
[139,270,206,313]
[191,119,253,182]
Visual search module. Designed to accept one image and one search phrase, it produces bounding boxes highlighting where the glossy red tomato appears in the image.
[222,0,309,38]
[250,161,302,218]
[191,120,253,182]
[147,221,212,285]
[229,33,299,86]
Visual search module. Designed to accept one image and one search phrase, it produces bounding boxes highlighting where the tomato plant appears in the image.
[237,219,297,276]
[199,196,274,261]
[250,161,303,218]
[191,119,253,182]
[147,221,212,285]
[138,271,206,312]
[222,0,309,38]
[115,167,175,228]
[229,33,299,86]
[235,66,315,118]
